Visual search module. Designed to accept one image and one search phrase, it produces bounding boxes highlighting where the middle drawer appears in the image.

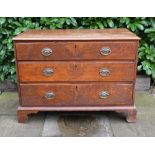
[18,61,135,82]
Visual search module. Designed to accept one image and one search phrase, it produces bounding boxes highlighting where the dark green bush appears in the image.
[0,17,155,83]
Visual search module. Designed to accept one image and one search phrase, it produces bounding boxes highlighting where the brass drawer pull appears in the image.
[99,68,110,76]
[100,47,111,56]
[43,68,54,76]
[99,91,109,99]
[41,48,52,56]
[45,92,55,99]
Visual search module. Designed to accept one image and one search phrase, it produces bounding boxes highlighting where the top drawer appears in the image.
[15,41,137,60]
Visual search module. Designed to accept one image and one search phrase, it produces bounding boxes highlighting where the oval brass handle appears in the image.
[99,68,110,76]
[99,91,109,99]
[41,48,52,57]
[45,92,55,99]
[100,47,111,56]
[43,68,54,76]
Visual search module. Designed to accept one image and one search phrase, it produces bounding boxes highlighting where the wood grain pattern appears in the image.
[76,41,137,60]
[18,105,136,111]
[13,29,140,41]
[16,42,75,60]
[20,83,133,106]
[17,110,38,123]
[14,28,139,123]
[16,41,137,60]
[17,106,137,123]
[18,61,135,82]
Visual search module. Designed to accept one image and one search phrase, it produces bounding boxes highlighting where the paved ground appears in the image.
[0,91,155,137]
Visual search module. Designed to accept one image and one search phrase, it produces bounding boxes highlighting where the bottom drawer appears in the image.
[20,83,134,106]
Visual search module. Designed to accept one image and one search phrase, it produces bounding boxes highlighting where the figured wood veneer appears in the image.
[13,29,140,123]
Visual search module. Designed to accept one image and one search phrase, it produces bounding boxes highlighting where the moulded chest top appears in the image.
[13,28,140,41]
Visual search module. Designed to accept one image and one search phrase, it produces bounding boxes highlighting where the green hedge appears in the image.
[0,17,155,83]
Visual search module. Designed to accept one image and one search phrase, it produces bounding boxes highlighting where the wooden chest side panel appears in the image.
[18,61,135,82]
[20,83,133,106]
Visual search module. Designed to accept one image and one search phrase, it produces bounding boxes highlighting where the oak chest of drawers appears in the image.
[13,29,140,123]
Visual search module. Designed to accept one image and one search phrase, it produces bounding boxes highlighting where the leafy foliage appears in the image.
[0,17,155,83]
[138,43,155,79]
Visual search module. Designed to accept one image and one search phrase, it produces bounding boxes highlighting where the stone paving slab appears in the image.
[0,113,45,137]
[0,92,18,115]
[108,112,139,137]
[42,112,113,137]
[136,91,155,114]
[108,113,155,137]
[42,114,62,137]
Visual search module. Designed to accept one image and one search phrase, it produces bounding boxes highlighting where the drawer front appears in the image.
[18,61,135,82]
[15,42,75,60]
[76,41,137,60]
[20,83,133,106]
[15,41,137,60]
